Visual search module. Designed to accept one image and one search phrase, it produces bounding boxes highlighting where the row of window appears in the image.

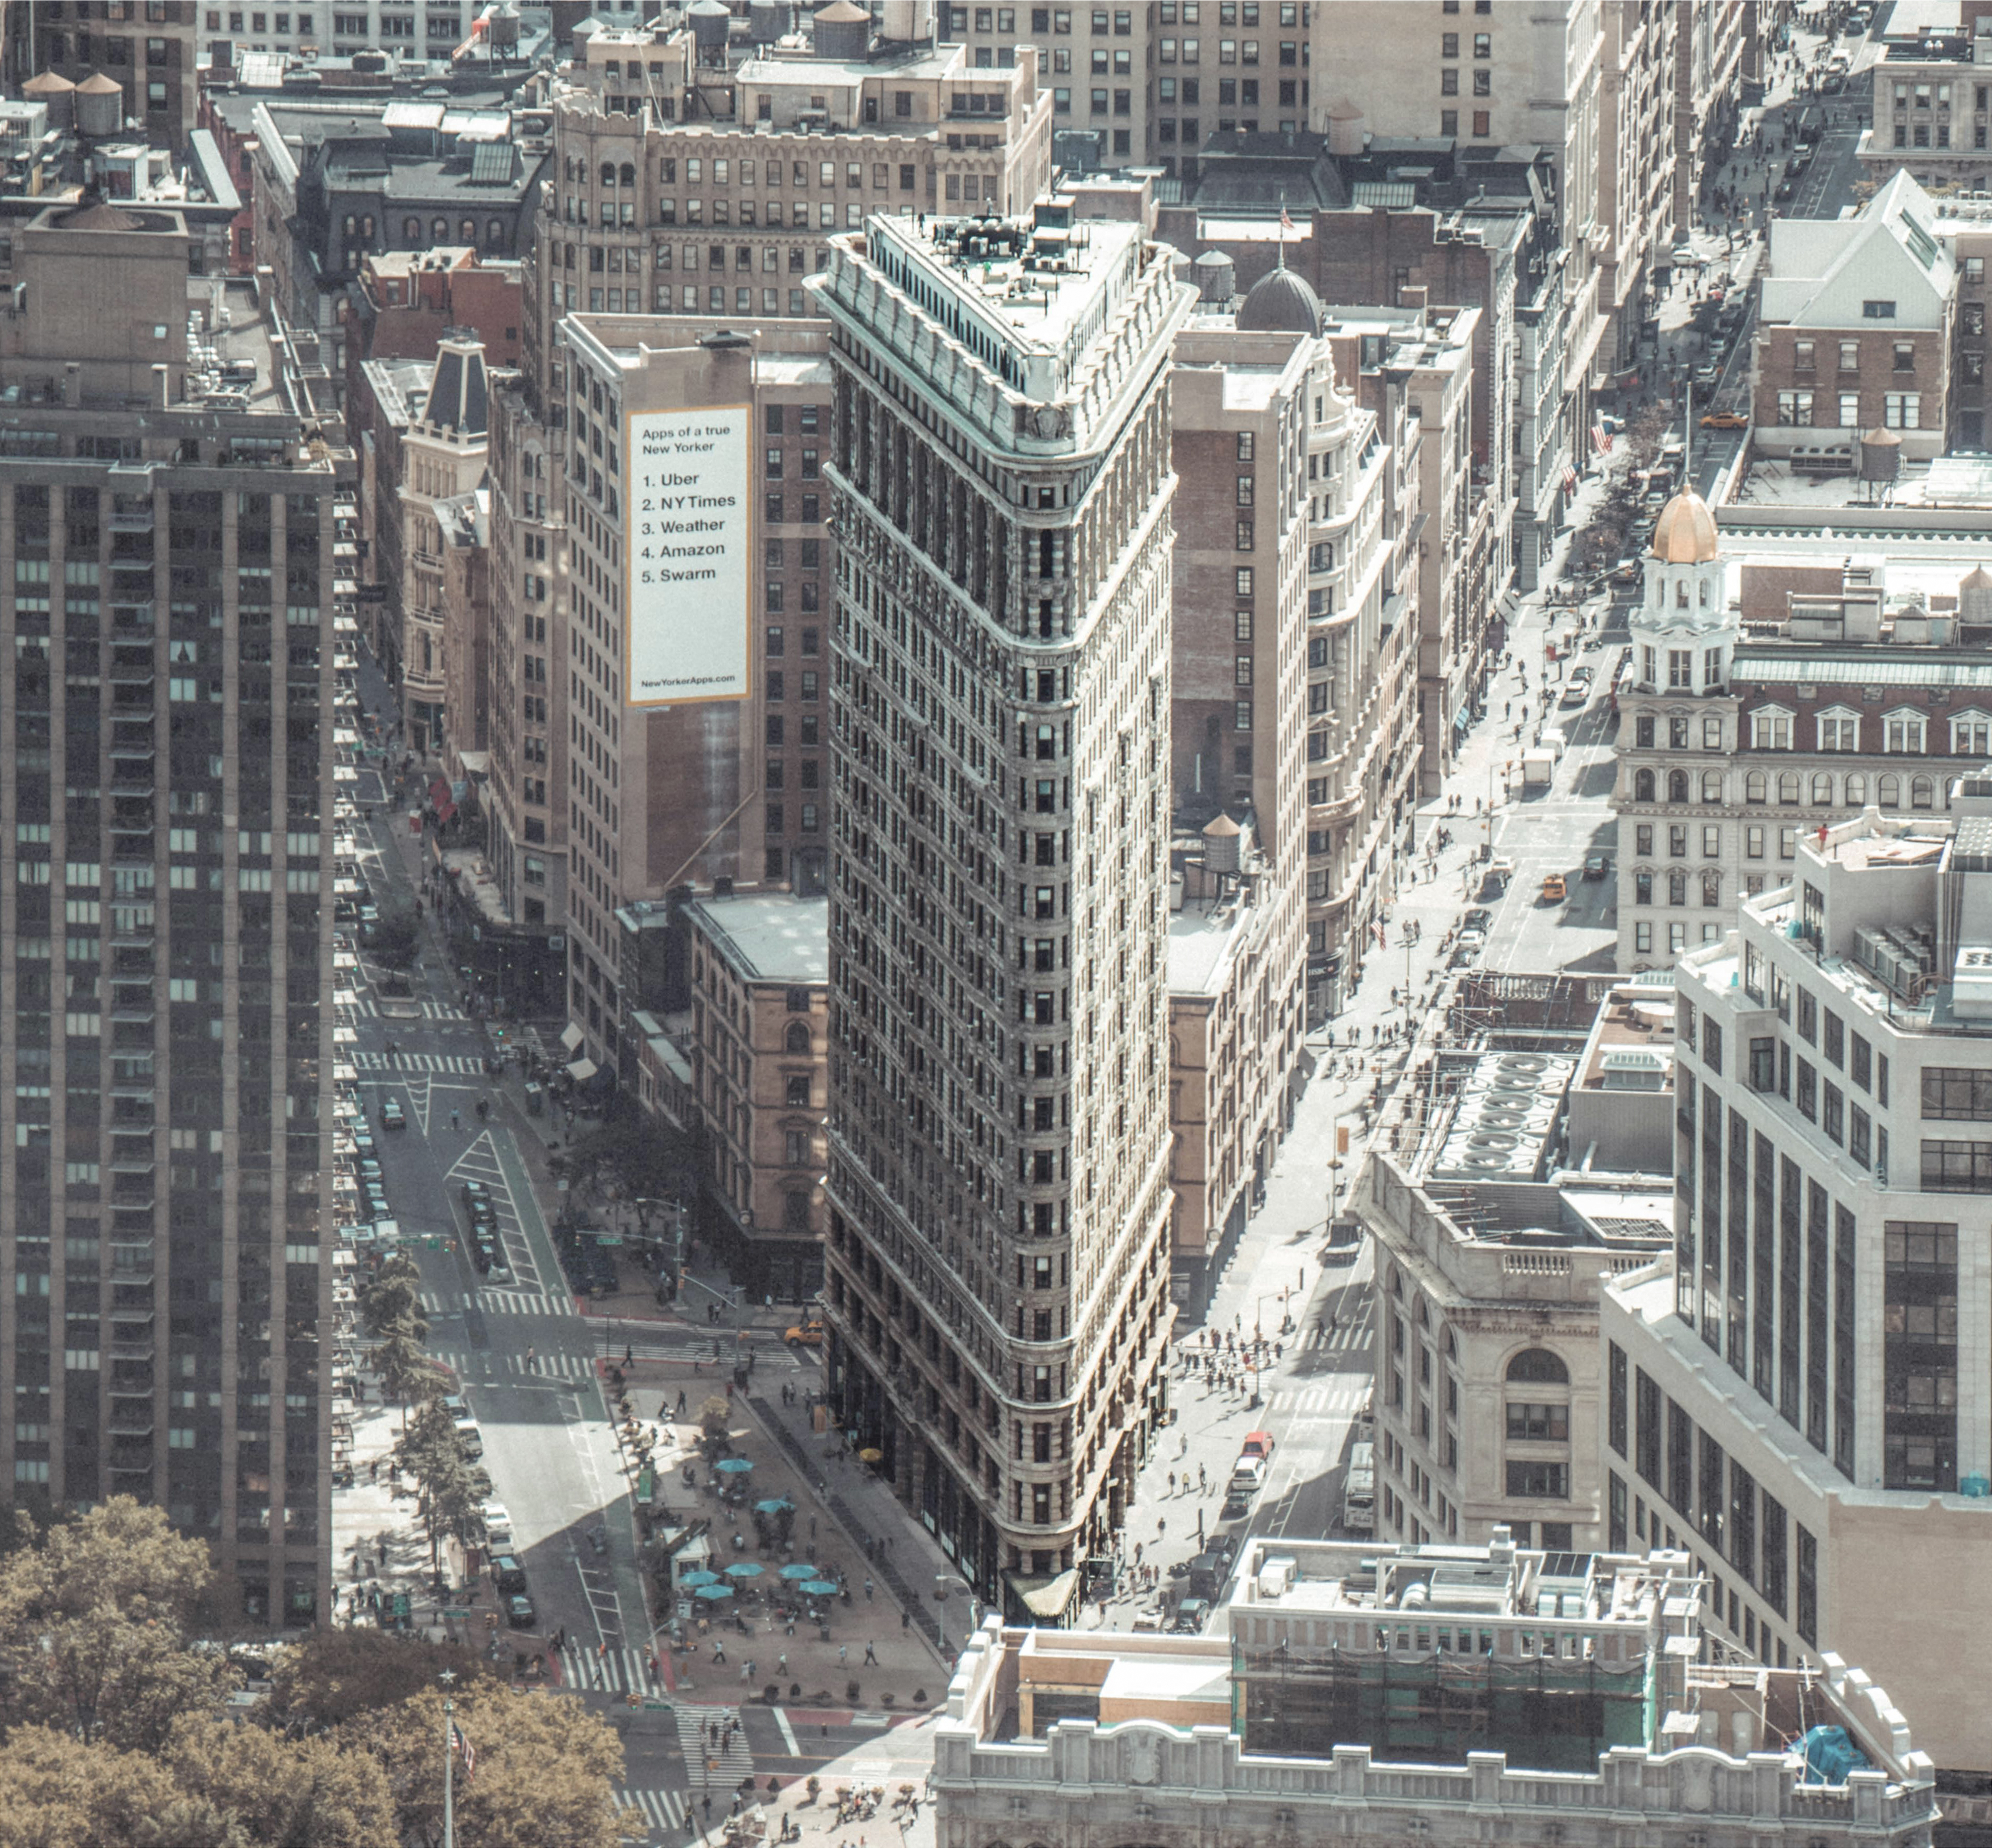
[1747,704,1972,754]
[1774,390,1924,429]
[1631,766,1946,810]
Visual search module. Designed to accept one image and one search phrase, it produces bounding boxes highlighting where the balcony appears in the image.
[110,600,155,634]
[108,1409,155,1439]
[107,1336,155,1363]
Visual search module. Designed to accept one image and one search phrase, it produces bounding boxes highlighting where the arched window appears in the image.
[1746,770,1768,804]
[1635,768,1656,803]
[432,216,448,241]
[1390,1268,1403,1301]
[1674,579,1688,608]
[620,161,637,187]
[1880,772,1901,808]
[1667,769,1689,804]
[403,215,420,240]
[784,1022,811,1054]
[600,160,617,186]
[460,217,475,243]
[1777,771,1801,805]
[1811,772,1834,807]
[1701,770,1722,804]
[342,213,356,237]
[361,215,374,239]
[1845,771,1867,806]
[1414,1299,1429,1328]
[486,218,504,247]
[1699,578,1710,605]
[1506,1348,1569,1384]
[1912,774,1936,811]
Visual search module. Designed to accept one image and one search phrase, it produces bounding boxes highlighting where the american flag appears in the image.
[1562,465,1579,494]
[1589,421,1614,456]
[1279,205,1295,235]
[454,1724,476,1784]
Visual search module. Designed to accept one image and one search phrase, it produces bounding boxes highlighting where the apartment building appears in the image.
[19,3,199,147]
[812,204,1193,1620]
[684,890,830,1299]
[485,14,1055,1071]
[1607,797,1992,1777]
[1307,0,1607,440]
[1598,0,1675,372]
[1858,0,1992,194]
[937,1567,1937,1848]
[1164,306,1312,1303]
[1672,0,1748,231]
[0,201,349,1626]
[354,327,491,751]
[1612,493,1992,973]
[1752,172,1955,463]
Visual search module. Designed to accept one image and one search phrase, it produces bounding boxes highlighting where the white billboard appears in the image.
[625,405,753,707]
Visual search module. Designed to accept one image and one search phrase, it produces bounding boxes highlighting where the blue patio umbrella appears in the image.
[694,1582,736,1601]
[778,1563,819,1581]
[715,1457,755,1474]
[680,1570,721,1587]
[800,1579,840,1597]
[754,1498,793,1514]
[724,1561,765,1580]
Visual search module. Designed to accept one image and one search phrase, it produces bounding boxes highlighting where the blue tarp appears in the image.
[1798,1725,1869,1785]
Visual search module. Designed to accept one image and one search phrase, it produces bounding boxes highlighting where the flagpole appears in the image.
[440,1670,457,1848]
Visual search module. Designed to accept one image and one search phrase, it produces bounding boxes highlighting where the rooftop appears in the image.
[685,891,829,985]
[1574,990,1677,1094]
[1166,889,1260,998]
[934,1536,1935,1808]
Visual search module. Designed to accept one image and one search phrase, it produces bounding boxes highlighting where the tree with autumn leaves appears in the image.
[0,1498,629,1847]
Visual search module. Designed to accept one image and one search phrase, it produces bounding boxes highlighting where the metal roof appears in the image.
[1740,653,1992,688]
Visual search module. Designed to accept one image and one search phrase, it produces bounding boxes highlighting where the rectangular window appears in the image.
[1883,1220,1957,1491]
[1607,1342,1627,1457]
[1796,1524,1818,1644]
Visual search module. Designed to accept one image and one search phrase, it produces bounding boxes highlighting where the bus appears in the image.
[1342,1441,1376,1534]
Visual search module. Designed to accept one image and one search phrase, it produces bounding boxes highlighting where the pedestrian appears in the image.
[714,1639,727,1663]
[863,1640,879,1666]
[838,1644,848,1666]
[525,1346,536,1371]
[864,1577,874,1600]
[625,1345,635,1367]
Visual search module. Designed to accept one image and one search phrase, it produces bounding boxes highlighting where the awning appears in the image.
[566,1057,598,1082]
[1003,1567,1081,1622]
[560,1021,585,1053]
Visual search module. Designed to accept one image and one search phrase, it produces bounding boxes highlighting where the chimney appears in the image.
[154,361,169,408]
[1398,282,1428,322]
[62,360,81,407]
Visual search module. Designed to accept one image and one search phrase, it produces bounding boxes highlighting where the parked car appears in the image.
[1171,1598,1212,1635]
[380,1097,406,1130]
[1463,908,1493,934]
[1775,175,1796,203]
[1239,1431,1277,1462]
[492,1554,528,1594]
[482,1502,514,1551]
[1558,681,1588,709]
[506,1594,537,1630]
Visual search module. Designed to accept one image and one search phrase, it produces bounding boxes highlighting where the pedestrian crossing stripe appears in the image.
[431,1347,596,1382]
[673,1701,756,1788]
[353,1049,488,1075]
[559,1640,663,1696]
[613,1789,688,1834]
[1265,1382,1373,1416]
[339,997,463,1021]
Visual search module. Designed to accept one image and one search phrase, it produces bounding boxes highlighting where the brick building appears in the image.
[1751,172,1955,462]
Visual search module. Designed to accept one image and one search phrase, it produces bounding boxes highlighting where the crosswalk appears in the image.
[560,1639,664,1695]
[675,1702,756,1789]
[353,1049,488,1075]
[340,996,463,1021]
[1264,1378,1373,1419]
[434,1346,599,1382]
[353,1049,489,1075]
[419,1287,573,1319]
[614,1788,688,1838]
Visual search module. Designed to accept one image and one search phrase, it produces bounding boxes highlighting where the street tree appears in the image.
[367,906,422,970]
[347,1685,625,1848]
[374,1324,445,1431]
[696,1394,734,1459]
[0,1499,239,1750]
[358,1256,425,1340]
[266,1630,493,1734]
[164,1712,397,1848]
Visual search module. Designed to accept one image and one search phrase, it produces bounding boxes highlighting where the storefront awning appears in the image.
[566,1057,598,1082]
[560,1021,585,1053]
[1003,1567,1081,1621]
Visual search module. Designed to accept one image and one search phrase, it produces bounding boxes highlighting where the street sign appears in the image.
[595,1234,624,1247]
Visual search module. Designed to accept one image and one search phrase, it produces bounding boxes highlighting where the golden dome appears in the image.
[1649,485,1720,565]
